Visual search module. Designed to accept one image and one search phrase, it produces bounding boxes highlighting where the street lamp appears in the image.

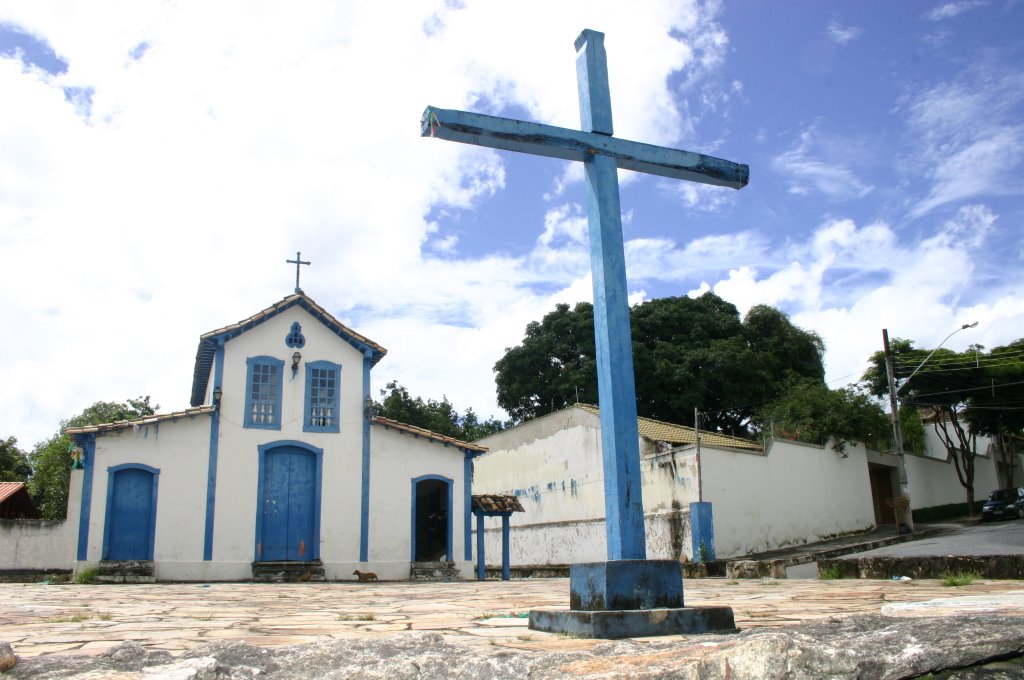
[882,321,977,533]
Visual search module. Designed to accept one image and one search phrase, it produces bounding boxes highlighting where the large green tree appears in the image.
[29,396,157,520]
[372,381,503,442]
[494,293,825,434]
[0,436,32,482]
[863,338,1024,515]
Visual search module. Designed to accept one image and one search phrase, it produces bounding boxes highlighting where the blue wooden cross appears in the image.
[422,29,748,562]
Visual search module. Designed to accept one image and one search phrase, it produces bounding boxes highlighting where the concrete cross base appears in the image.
[528,559,736,638]
[529,606,736,639]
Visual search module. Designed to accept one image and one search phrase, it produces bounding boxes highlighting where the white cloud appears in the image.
[772,125,874,201]
[826,21,862,45]
[900,60,1024,217]
[927,1,987,21]
[697,208,1022,391]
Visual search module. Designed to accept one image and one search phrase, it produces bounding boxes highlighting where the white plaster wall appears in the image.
[903,428,999,509]
[0,470,81,571]
[475,409,607,525]
[701,439,876,558]
[477,509,691,568]
[362,424,472,580]
[475,409,700,565]
[82,416,212,578]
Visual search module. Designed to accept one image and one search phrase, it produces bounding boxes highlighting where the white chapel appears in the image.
[64,291,485,582]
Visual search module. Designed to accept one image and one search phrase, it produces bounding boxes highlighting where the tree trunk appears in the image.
[965,484,976,517]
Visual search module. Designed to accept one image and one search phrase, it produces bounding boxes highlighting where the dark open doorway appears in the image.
[413,477,450,562]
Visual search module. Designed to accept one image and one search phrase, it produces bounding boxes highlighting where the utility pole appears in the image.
[882,328,914,533]
[694,407,703,503]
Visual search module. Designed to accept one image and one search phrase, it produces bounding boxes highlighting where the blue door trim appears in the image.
[102,463,160,561]
[203,342,225,561]
[73,434,96,561]
[410,474,453,562]
[254,441,323,561]
[359,352,372,562]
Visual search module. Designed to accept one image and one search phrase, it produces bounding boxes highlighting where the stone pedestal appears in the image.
[529,559,736,639]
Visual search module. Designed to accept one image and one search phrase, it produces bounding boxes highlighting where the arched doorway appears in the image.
[103,464,159,560]
[256,442,322,562]
[412,475,452,562]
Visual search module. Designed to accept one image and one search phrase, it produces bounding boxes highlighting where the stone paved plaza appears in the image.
[4,578,1024,660]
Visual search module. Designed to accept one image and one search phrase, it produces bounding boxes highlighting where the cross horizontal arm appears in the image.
[422,106,748,190]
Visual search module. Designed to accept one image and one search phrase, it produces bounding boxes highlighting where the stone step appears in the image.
[252,560,327,583]
[410,561,461,581]
[96,560,156,584]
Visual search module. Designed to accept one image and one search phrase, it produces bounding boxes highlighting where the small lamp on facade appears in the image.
[212,386,223,406]
[291,351,302,375]
[364,395,373,418]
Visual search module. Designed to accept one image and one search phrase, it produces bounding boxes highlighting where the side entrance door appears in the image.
[105,465,158,560]
[259,446,316,561]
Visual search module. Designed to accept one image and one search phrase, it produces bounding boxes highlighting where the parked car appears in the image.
[981,487,1024,521]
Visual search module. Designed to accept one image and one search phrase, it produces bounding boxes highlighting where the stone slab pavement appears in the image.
[3,577,1024,661]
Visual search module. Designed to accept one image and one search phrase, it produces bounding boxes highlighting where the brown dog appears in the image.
[353,569,378,582]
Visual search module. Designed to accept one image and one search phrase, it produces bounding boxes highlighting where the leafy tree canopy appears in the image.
[0,436,32,483]
[371,381,503,442]
[862,337,1024,513]
[755,379,892,454]
[494,293,825,435]
[29,396,158,520]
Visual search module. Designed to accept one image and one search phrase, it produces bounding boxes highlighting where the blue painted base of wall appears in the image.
[529,606,736,639]
[569,560,685,611]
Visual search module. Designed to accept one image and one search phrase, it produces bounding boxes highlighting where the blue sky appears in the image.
[1,0,1022,447]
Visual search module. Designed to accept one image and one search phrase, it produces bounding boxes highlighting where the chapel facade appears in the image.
[65,292,484,582]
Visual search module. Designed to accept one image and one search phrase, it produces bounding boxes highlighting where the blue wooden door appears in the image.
[260,447,315,561]
[107,468,155,560]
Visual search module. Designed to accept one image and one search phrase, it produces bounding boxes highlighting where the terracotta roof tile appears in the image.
[576,404,761,451]
[371,416,487,453]
[0,482,27,504]
[65,405,216,436]
[472,494,525,513]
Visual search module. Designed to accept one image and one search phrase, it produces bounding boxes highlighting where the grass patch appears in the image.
[516,633,533,642]
[818,564,843,580]
[942,570,980,587]
[337,612,376,621]
[724,579,739,586]
[74,568,97,584]
[48,613,91,623]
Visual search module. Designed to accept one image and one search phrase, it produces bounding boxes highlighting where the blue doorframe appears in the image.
[255,441,323,561]
[102,463,160,561]
[410,474,453,562]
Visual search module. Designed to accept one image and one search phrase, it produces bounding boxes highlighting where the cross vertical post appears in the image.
[286,251,311,294]
[576,30,645,561]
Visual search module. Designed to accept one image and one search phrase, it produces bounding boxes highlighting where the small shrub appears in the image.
[74,568,97,584]
[942,570,979,587]
[818,564,843,580]
[724,579,739,586]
